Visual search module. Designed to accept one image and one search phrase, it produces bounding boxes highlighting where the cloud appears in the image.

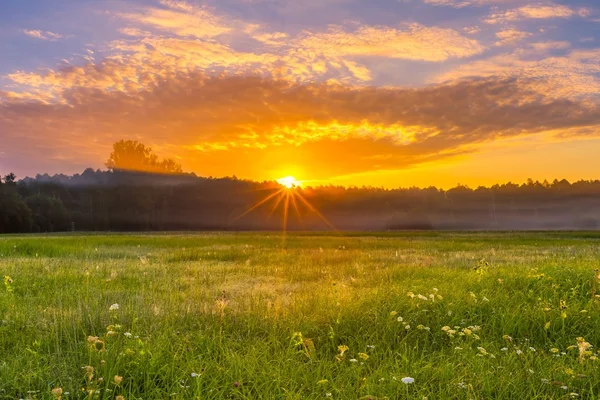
[294,24,486,62]
[423,0,521,8]
[484,3,591,24]
[2,73,599,179]
[22,29,63,41]
[434,47,600,99]
[495,28,532,46]
[116,0,232,39]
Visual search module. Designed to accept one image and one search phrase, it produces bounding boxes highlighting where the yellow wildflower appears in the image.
[358,352,369,361]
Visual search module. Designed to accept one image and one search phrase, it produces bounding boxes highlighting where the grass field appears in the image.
[1,232,600,399]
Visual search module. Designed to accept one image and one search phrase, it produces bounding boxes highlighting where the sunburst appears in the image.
[232,176,336,240]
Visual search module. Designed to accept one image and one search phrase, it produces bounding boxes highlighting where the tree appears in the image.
[105,140,182,174]
[25,194,70,232]
[0,186,33,233]
[4,173,16,184]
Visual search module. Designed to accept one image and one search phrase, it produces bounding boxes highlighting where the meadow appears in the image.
[0,232,599,399]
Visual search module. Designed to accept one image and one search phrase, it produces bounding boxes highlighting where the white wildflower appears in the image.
[401,377,415,384]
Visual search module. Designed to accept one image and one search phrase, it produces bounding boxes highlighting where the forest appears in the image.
[1,140,599,233]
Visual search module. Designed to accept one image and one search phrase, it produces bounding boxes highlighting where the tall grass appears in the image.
[0,232,599,399]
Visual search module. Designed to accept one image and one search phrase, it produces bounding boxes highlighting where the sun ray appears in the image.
[267,191,286,220]
[232,176,336,235]
[231,187,285,222]
[282,191,290,242]
[295,191,338,231]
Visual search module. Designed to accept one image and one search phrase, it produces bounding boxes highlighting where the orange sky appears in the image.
[1,0,600,188]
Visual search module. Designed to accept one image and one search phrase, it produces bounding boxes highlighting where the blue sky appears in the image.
[1,0,600,187]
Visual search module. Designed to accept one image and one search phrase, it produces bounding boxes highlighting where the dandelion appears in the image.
[109,304,120,311]
[116,396,125,400]
[401,377,415,384]
[338,345,349,355]
[559,299,567,310]
[405,325,411,330]
[397,316,403,322]
[83,365,94,381]
[390,311,398,316]
[577,337,592,362]
[51,388,63,398]
[550,348,559,353]
[3,276,14,293]
[407,292,415,298]
[358,352,369,361]
[503,334,512,342]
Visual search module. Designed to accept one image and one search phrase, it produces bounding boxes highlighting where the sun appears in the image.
[277,176,300,189]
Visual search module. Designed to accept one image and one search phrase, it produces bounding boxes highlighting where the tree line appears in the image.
[1,140,599,233]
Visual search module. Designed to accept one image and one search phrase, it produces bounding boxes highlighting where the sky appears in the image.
[1,0,600,188]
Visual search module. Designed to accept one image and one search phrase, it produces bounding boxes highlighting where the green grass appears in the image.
[1,232,600,399]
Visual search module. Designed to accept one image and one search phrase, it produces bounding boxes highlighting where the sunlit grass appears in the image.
[0,232,599,399]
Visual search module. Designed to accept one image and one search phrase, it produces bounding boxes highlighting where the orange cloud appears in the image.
[494,28,532,46]
[294,24,485,62]
[2,74,599,180]
[434,47,600,99]
[22,29,63,41]
[117,0,231,38]
[424,0,521,7]
[485,3,591,24]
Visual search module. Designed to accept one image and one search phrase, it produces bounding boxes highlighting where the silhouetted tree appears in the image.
[105,140,182,174]
[0,183,33,233]
[25,194,70,232]
[4,173,16,184]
